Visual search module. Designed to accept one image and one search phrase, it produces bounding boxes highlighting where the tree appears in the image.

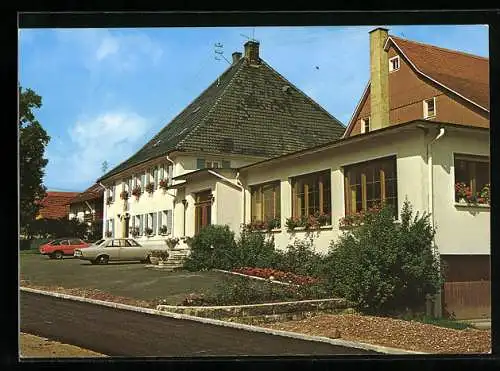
[19,85,50,233]
[326,200,443,315]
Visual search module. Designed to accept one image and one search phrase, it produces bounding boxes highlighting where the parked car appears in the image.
[73,238,165,265]
[39,238,90,259]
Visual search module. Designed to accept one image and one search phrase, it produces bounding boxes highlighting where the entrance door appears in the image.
[195,190,212,235]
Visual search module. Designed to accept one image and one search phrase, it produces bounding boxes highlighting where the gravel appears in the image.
[264,314,491,354]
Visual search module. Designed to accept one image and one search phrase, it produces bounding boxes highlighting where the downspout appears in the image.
[207,169,245,227]
[166,155,177,235]
[98,182,107,238]
[427,127,446,318]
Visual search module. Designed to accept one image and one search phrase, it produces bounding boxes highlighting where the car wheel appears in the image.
[96,255,109,265]
[141,255,151,264]
[53,251,63,260]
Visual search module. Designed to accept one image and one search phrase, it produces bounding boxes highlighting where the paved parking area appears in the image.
[20,253,225,305]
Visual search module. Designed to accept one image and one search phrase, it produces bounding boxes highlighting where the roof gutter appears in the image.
[98,182,107,238]
[235,171,245,228]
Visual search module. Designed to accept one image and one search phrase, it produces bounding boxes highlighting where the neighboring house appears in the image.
[169,28,490,319]
[68,183,105,236]
[97,41,346,245]
[37,191,80,220]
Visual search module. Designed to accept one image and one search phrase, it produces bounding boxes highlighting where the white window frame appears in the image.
[423,97,437,119]
[206,160,221,169]
[389,56,400,72]
[360,117,370,134]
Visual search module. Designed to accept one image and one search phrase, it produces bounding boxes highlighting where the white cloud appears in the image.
[45,111,151,189]
[55,29,164,73]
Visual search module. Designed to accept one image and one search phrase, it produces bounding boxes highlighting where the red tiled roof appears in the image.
[37,191,80,219]
[68,183,104,204]
[389,36,489,110]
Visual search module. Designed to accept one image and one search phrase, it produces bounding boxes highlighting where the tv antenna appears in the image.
[240,28,259,43]
[213,42,231,65]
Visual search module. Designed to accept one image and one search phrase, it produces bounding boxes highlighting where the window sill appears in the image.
[454,203,490,209]
[339,219,401,230]
[252,228,282,233]
[288,225,332,232]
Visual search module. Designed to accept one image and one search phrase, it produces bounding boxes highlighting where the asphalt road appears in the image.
[21,291,378,357]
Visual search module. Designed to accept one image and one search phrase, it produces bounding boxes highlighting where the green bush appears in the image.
[325,200,443,315]
[183,225,237,271]
[232,225,279,268]
[274,239,325,277]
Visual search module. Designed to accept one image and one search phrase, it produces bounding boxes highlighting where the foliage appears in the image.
[87,220,103,241]
[274,239,325,278]
[325,200,443,315]
[131,185,142,199]
[184,275,331,306]
[106,196,113,205]
[159,225,168,235]
[165,237,179,249]
[455,182,490,205]
[145,227,153,236]
[232,267,319,285]
[28,217,89,239]
[400,314,474,330]
[339,205,382,228]
[120,190,129,200]
[145,182,155,194]
[159,178,169,191]
[285,213,331,232]
[231,225,279,268]
[150,249,169,261]
[183,225,237,271]
[246,218,281,232]
[130,227,139,237]
[105,231,112,238]
[19,85,50,233]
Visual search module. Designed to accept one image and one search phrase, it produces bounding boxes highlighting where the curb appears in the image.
[21,287,424,355]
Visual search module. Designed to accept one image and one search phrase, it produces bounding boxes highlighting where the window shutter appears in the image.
[196,158,205,169]
[158,211,163,232]
[141,174,146,191]
[111,218,115,238]
[154,167,159,188]
[139,215,143,235]
[167,165,173,185]
[152,213,157,235]
[222,160,230,168]
[167,210,173,234]
[159,165,164,181]
[112,184,115,201]
[131,216,135,229]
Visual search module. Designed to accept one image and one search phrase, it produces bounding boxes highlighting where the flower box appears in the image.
[145,228,153,236]
[455,182,490,206]
[145,182,155,194]
[105,231,112,238]
[285,212,331,232]
[130,227,139,238]
[245,218,281,232]
[120,190,129,200]
[159,178,169,191]
[131,185,142,200]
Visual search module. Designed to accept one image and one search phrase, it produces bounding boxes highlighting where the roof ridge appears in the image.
[176,58,247,150]
[389,35,489,61]
[260,60,346,129]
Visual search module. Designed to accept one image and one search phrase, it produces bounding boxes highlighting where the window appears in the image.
[206,161,221,169]
[251,181,281,222]
[344,156,397,216]
[423,97,436,119]
[361,117,370,134]
[389,56,400,72]
[291,170,331,218]
[454,154,490,204]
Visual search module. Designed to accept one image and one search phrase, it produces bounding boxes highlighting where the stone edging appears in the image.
[20,287,425,355]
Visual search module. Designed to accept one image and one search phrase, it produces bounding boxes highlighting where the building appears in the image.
[68,183,105,238]
[161,29,490,318]
[97,40,346,243]
[37,191,80,220]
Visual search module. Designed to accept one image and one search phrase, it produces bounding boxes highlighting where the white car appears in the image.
[74,238,164,265]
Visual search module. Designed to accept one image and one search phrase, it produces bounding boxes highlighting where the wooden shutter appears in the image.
[159,165,164,181]
[167,165,173,185]
[158,211,163,231]
[196,158,205,169]
[139,215,143,235]
[154,167,159,188]
[111,218,115,238]
[112,184,116,201]
[141,174,146,191]
[131,216,135,229]
[167,210,173,234]
[152,213,157,235]
[222,160,230,168]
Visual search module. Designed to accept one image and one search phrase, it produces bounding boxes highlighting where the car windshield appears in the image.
[93,239,105,246]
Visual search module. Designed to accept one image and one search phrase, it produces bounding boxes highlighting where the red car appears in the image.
[39,238,90,259]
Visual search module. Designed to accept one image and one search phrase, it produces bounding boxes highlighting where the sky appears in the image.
[18,25,489,192]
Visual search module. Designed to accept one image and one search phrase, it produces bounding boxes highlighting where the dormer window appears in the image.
[361,117,370,134]
[423,97,436,119]
[389,56,400,72]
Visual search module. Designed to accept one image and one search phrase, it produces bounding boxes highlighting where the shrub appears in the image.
[325,200,443,315]
[232,225,278,268]
[150,249,169,261]
[165,237,179,249]
[274,239,324,278]
[183,225,237,271]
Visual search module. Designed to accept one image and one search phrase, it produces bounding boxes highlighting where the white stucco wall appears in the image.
[431,129,490,255]
[216,181,242,237]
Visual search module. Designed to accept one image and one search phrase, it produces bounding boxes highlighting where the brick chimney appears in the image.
[369,27,390,131]
[244,40,260,64]
[232,51,242,64]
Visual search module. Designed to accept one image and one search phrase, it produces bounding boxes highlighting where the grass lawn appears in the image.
[20,253,231,305]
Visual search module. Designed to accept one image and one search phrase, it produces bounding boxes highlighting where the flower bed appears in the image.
[232,267,319,285]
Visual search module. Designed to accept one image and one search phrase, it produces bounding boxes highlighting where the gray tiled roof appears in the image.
[98,55,345,181]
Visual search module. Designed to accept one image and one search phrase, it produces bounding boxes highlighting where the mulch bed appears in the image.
[264,314,491,354]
